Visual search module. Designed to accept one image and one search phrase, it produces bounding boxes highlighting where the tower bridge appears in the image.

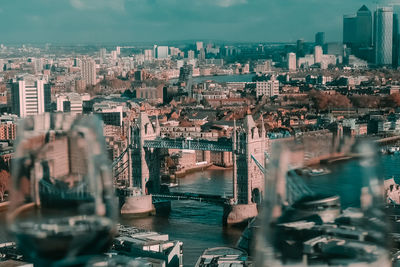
[115,109,314,225]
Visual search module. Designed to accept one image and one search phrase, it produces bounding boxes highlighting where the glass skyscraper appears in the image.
[375,7,393,65]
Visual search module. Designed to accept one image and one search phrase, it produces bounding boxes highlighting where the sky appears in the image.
[0,0,396,44]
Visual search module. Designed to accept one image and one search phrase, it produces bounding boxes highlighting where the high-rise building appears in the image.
[99,48,106,59]
[198,48,206,61]
[314,46,323,64]
[81,58,97,86]
[116,46,121,55]
[393,13,399,68]
[155,46,169,59]
[356,5,373,47]
[187,50,195,60]
[315,32,325,46]
[144,49,153,61]
[375,7,393,65]
[296,39,305,58]
[287,52,297,71]
[196,41,203,51]
[34,58,43,74]
[343,15,357,46]
[11,75,51,117]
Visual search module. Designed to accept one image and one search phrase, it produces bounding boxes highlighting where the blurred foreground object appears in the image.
[255,140,391,266]
[7,113,117,266]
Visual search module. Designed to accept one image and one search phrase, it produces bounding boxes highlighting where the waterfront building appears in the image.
[375,7,393,65]
[10,75,51,118]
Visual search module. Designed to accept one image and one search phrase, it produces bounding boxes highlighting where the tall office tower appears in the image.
[198,48,206,61]
[144,49,153,61]
[81,58,97,86]
[314,46,323,63]
[11,75,51,117]
[296,39,305,58]
[187,50,195,60]
[393,13,399,68]
[343,15,357,46]
[315,32,325,46]
[375,7,393,65]
[34,58,43,74]
[356,5,373,47]
[156,46,169,59]
[287,52,297,71]
[111,50,117,60]
[196,41,203,51]
[116,46,121,55]
[99,48,106,59]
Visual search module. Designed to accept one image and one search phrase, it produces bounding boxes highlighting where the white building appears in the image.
[375,7,393,65]
[144,49,153,62]
[155,46,169,59]
[11,75,50,117]
[314,46,323,64]
[196,41,203,51]
[287,53,297,71]
[256,80,280,98]
[56,93,91,114]
[81,58,97,86]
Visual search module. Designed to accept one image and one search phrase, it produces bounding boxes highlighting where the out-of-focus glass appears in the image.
[7,113,117,265]
[255,137,391,266]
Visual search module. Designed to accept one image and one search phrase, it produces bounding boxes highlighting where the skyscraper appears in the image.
[81,58,97,86]
[375,7,393,65]
[393,13,399,68]
[356,5,373,47]
[11,75,51,117]
[343,15,357,46]
[287,52,297,71]
[315,32,325,46]
[296,39,305,58]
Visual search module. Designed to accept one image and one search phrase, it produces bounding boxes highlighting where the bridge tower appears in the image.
[120,109,160,217]
[131,109,161,194]
[224,111,265,225]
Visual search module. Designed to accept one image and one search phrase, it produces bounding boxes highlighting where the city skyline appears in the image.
[1,0,398,44]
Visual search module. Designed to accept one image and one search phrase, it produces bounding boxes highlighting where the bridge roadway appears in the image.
[143,138,233,152]
[152,191,233,206]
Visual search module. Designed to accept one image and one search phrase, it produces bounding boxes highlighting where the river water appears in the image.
[0,154,398,266]
[123,154,400,266]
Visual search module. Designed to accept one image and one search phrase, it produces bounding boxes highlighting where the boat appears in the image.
[161,182,178,188]
[195,247,252,267]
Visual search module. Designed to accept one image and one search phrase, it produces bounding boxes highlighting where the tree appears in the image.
[0,170,10,202]
[386,93,400,108]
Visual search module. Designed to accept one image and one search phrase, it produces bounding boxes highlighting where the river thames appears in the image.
[123,154,400,266]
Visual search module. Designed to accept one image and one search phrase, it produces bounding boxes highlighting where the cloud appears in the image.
[70,0,125,12]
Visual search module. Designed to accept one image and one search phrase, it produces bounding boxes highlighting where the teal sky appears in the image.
[0,0,394,44]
